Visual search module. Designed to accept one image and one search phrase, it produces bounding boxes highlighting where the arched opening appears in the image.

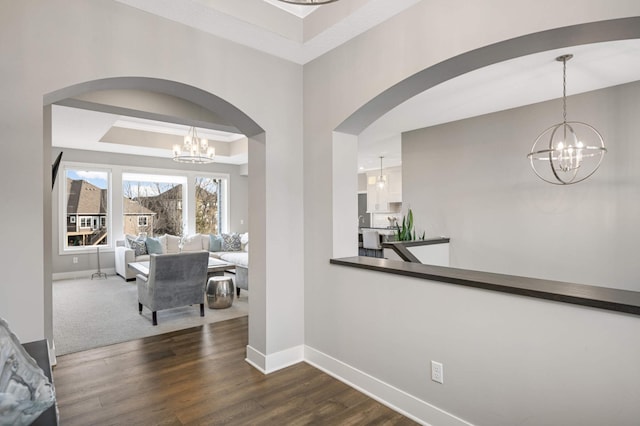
[332,17,640,269]
[43,77,265,357]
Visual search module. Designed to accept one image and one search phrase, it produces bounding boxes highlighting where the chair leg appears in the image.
[152,311,157,326]
[138,302,142,314]
[236,287,241,297]
[200,303,205,317]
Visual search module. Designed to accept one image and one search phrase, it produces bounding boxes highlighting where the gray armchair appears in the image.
[137,252,209,325]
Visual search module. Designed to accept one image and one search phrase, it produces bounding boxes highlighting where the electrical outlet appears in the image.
[72,257,78,264]
[431,361,444,384]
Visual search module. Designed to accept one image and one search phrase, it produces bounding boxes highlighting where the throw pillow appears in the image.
[240,232,249,251]
[125,235,147,256]
[145,237,163,255]
[182,235,203,252]
[164,234,181,254]
[221,233,241,251]
[129,239,147,257]
[209,234,223,252]
[124,234,138,248]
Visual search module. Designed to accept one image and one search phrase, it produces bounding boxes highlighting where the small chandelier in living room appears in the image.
[277,0,340,4]
[527,54,607,185]
[173,127,215,164]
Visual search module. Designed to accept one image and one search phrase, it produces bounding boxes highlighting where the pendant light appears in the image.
[527,54,607,185]
[376,156,386,190]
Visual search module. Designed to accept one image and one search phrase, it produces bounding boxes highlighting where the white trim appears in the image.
[245,344,305,374]
[59,161,113,255]
[304,345,474,426]
[52,268,116,281]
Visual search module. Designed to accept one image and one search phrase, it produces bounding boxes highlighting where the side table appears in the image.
[206,276,235,309]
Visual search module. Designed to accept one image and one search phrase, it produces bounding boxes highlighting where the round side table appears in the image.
[206,276,235,309]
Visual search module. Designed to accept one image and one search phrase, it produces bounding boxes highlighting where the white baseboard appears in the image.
[52,268,116,281]
[245,344,304,374]
[304,345,473,426]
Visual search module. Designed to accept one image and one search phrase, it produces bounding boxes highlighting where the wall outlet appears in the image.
[431,360,444,384]
[72,256,78,264]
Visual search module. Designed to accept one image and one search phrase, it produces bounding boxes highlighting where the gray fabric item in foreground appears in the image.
[137,251,209,320]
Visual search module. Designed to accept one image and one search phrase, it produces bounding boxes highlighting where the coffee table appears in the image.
[129,257,235,278]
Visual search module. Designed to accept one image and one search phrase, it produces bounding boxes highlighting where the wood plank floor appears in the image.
[53,316,419,425]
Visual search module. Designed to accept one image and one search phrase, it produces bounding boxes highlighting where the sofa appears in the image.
[115,232,249,294]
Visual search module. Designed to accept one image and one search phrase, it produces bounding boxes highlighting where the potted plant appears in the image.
[395,209,425,241]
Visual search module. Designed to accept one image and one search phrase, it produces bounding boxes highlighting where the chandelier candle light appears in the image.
[173,127,215,164]
[527,54,607,185]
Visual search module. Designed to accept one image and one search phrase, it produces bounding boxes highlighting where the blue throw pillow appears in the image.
[145,237,163,254]
[209,234,223,252]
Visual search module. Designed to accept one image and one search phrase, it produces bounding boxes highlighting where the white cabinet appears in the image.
[366,166,402,212]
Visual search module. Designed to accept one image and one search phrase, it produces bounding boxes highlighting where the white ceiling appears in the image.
[358,38,640,171]
[54,1,640,171]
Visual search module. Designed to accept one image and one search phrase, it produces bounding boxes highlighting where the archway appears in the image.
[332,17,640,258]
[43,77,265,358]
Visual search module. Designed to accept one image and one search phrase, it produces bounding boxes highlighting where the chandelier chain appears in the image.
[562,56,567,125]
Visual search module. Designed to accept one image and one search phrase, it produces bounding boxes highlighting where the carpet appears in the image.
[52,274,248,355]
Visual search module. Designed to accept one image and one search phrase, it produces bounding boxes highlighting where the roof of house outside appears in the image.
[66,179,107,215]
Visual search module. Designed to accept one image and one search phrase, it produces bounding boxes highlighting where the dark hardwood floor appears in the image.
[53,316,418,425]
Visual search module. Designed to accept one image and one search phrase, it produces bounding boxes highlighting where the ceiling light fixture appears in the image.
[527,54,607,185]
[277,0,339,5]
[173,127,215,164]
[376,156,386,190]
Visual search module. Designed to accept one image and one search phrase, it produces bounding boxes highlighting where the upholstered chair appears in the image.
[137,251,209,325]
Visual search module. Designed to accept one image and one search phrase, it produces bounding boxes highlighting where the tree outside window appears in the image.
[123,174,184,237]
[195,177,220,235]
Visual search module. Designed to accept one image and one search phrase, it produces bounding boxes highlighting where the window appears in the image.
[79,216,92,229]
[62,167,110,249]
[195,177,221,235]
[137,216,148,227]
[123,173,186,237]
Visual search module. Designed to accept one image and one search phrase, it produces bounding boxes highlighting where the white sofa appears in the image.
[115,233,249,294]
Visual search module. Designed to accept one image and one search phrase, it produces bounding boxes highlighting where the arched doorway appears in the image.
[43,77,265,357]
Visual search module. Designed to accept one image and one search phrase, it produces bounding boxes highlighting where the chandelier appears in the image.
[173,127,215,164]
[376,156,386,190]
[277,0,339,4]
[527,54,607,185]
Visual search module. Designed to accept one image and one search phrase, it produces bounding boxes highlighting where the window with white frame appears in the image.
[137,216,148,227]
[61,166,110,250]
[123,173,186,237]
[59,163,229,253]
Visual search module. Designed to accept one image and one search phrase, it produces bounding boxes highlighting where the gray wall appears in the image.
[403,81,640,291]
[1,0,305,364]
[304,1,640,425]
[51,148,248,275]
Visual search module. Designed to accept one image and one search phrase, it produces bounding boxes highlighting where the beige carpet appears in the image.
[53,273,248,355]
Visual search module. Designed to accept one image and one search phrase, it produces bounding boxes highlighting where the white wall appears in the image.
[50,147,248,275]
[403,81,640,291]
[0,0,304,364]
[304,1,640,424]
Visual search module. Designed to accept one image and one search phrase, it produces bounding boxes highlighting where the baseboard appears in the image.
[245,344,305,374]
[52,268,116,281]
[304,346,473,426]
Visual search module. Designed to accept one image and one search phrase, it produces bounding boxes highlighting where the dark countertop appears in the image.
[330,256,640,317]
